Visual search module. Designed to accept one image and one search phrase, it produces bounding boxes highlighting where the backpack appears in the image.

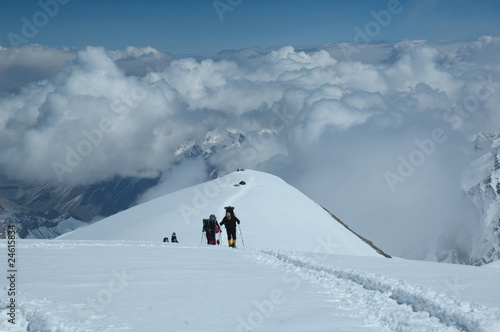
[203,218,216,233]
[208,218,216,232]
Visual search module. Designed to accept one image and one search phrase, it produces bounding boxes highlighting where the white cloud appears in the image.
[291,99,371,146]
[137,158,209,204]
[386,46,463,98]
[109,46,174,77]
[108,46,163,60]
[0,38,499,259]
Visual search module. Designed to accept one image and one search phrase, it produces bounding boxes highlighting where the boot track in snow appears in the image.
[241,249,500,332]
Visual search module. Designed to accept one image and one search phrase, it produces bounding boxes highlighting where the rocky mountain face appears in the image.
[463,133,500,265]
[434,132,500,265]
[0,175,161,238]
[0,129,244,239]
[174,129,244,160]
[173,128,245,178]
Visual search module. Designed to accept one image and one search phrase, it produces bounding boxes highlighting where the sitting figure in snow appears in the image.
[171,232,178,243]
[163,237,169,243]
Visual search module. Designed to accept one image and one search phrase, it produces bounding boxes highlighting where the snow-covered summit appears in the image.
[59,170,386,257]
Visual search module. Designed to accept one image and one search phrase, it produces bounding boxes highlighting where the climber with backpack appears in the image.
[220,206,240,248]
[203,214,220,245]
[171,232,178,243]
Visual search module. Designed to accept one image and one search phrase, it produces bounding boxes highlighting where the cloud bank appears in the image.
[0,37,499,258]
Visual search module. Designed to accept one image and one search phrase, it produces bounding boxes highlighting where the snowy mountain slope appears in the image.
[3,170,499,331]
[60,170,386,257]
[1,240,500,331]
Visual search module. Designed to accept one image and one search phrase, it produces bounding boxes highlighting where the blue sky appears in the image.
[0,0,499,55]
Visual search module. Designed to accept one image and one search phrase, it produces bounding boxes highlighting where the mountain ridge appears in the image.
[60,170,387,257]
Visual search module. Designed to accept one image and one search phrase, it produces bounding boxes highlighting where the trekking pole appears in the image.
[238,224,245,247]
[200,231,204,245]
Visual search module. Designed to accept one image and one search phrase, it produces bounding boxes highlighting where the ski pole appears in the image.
[238,224,245,247]
[200,231,204,245]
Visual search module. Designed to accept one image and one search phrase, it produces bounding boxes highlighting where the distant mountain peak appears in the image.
[174,140,202,158]
[203,128,243,146]
[464,150,500,265]
[174,128,244,160]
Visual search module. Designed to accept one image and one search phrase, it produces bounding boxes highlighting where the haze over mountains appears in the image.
[1,37,500,264]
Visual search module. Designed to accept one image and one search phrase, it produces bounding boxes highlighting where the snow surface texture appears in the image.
[1,241,500,331]
[1,170,500,331]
